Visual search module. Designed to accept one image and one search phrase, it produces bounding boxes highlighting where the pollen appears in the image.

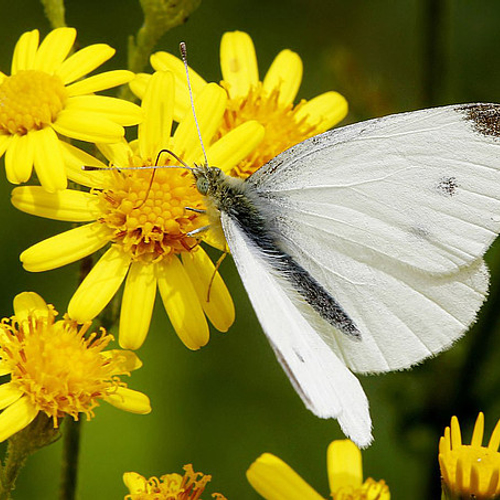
[0,70,68,135]
[218,84,317,178]
[0,309,124,424]
[98,166,206,262]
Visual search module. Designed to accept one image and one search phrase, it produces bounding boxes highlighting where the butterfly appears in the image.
[192,103,500,447]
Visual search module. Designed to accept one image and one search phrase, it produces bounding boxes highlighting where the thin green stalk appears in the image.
[39,0,66,28]
[59,418,82,500]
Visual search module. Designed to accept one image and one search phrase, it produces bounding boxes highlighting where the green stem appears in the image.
[39,0,66,28]
[59,418,82,500]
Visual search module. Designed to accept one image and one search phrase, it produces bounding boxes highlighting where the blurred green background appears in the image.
[1,0,500,498]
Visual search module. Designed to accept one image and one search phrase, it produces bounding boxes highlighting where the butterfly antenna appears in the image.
[180,41,209,167]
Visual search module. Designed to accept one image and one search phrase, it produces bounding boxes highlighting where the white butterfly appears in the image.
[193,103,500,448]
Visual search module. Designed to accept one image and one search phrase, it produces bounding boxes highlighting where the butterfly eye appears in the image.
[196,177,209,194]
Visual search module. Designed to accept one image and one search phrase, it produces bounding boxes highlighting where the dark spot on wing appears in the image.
[437,176,459,197]
[462,104,500,137]
[294,350,305,363]
[410,226,431,240]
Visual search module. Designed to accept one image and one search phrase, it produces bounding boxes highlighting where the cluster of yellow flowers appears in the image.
[1,25,499,500]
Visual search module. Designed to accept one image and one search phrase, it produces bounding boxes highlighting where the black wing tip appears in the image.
[459,103,500,137]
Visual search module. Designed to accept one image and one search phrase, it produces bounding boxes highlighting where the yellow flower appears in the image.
[0,27,142,192]
[130,30,347,179]
[13,71,265,351]
[247,440,389,500]
[0,292,151,442]
[439,413,500,500]
[123,465,227,499]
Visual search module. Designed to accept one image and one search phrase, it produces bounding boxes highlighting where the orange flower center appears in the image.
[0,312,123,424]
[0,70,67,135]
[218,83,318,178]
[98,163,206,263]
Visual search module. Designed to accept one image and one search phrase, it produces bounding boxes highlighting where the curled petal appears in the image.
[262,49,303,106]
[327,440,363,494]
[220,31,259,99]
[68,246,131,322]
[247,453,324,500]
[295,91,348,132]
[13,292,50,324]
[101,350,143,374]
[103,387,151,414]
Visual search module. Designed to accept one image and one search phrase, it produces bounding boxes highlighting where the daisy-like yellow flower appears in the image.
[0,292,151,443]
[13,70,265,351]
[123,465,227,499]
[439,413,500,500]
[130,30,348,179]
[0,27,142,192]
[247,440,390,500]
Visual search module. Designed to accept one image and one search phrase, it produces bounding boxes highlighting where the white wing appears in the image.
[221,212,373,448]
[247,104,498,372]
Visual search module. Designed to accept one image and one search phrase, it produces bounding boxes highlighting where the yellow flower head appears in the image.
[13,71,265,351]
[123,465,227,499]
[439,413,500,500]
[0,292,151,442]
[130,30,347,179]
[246,440,389,500]
[0,27,142,192]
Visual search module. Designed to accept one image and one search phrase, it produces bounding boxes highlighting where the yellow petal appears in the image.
[96,140,133,168]
[11,29,39,74]
[4,132,34,184]
[56,44,115,84]
[30,128,66,191]
[489,419,500,451]
[13,291,50,324]
[451,416,462,448]
[103,387,151,414]
[65,96,143,126]
[128,73,150,100]
[205,120,265,173]
[0,134,12,159]
[67,70,135,96]
[471,412,485,447]
[20,222,111,272]
[123,472,147,494]
[0,397,38,443]
[53,109,124,143]
[262,49,303,106]
[327,440,363,495]
[68,246,131,322]
[247,453,324,500]
[220,31,259,99]
[34,27,76,73]
[173,83,226,164]
[157,257,209,350]
[295,91,348,132]
[138,71,174,161]
[0,384,24,411]
[101,350,143,374]
[181,247,234,332]
[60,142,111,189]
[119,261,157,350]
[150,51,206,120]
[12,186,100,221]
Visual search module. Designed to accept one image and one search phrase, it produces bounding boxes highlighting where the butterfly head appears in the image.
[192,165,225,196]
